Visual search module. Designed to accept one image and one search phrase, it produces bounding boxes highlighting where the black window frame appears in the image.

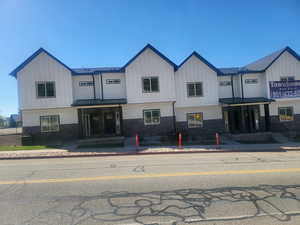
[106,79,121,84]
[36,81,56,98]
[278,106,294,122]
[245,79,258,84]
[79,81,94,87]
[187,112,204,128]
[142,77,159,93]
[187,82,203,97]
[280,76,295,82]
[40,115,60,133]
[219,80,232,86]
[143,109,161,125]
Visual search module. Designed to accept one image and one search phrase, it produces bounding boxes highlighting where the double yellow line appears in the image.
[1,168,300,185]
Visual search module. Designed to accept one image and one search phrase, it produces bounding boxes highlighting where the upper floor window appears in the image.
[280,76,295,82]
[142,77,159,93]
[36,81,55,98]
[106,79,121,84]
[187,82,203,97]
[143,109,160,125]
[245,79,258,84]
[79,81,94,87]
[40,115,60,132]
[219,81,231,86]
[279,107,294,122]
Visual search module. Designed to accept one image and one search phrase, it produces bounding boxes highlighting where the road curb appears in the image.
[0,148,292,160]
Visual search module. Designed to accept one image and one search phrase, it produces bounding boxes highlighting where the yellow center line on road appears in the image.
[1,168,300,185]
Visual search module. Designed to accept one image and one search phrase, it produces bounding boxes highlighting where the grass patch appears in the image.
[0,145,48,151]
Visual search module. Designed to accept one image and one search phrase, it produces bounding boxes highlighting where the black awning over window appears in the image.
[72,98,127,107]
[219,97,274,105]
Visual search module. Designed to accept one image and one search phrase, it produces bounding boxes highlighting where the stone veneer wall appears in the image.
[176,119,225,137]
[269,114,300,134]
[23,124,79,144]
[123,116,174,137]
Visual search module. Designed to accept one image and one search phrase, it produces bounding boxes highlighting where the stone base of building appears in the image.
[23,124,80,145]
[269,114,300,137]
[176,119,225,137]
[123,116,175,137]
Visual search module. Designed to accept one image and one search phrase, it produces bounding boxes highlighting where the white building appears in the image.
[10,44,300,142]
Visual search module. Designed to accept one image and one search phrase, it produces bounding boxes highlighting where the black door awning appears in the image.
[219,97,275,106]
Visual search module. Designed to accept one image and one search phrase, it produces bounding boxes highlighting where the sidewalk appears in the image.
[1,142,300,160]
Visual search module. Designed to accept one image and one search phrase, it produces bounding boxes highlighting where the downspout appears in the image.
[92,73,96,99]
[172,101,176,133]
[100,72,104,100]
[231,75,235,99]
[240,73,244,99]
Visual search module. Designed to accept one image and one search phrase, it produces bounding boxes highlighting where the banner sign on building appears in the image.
[269,80,300,98]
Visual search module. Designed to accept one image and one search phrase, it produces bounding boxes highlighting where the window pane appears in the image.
[187,84,195,97]
[37,83,46,97]
[288,77,295,81]
[50,116,59,131]
[152,110,160,123]
[195,83,202,96]
[151,78,159,92]
[143,79,151,92]
[46,82,55,97]
[144,111,152,124]
[41,116,50,132]
[187,113,203,128]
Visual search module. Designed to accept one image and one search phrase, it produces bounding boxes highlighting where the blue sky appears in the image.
[0,0,299,116]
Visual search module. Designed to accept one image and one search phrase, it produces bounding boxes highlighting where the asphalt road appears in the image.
[0,151,300,225]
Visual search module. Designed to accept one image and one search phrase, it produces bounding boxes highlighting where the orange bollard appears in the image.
[135,134,139,149]
[178,133,182,149]
[215,133,220,145]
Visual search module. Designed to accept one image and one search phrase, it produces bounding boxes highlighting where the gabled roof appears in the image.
[218,67,240,75]
[177,51,221,74]
[9,48,74,78]
[218,46,300,76]
[72,67,124,75]
[122,44,177,69]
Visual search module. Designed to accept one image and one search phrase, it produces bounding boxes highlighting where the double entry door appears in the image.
[223,105,260,133]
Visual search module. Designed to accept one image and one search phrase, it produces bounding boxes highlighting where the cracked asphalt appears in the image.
[0,151,300,225]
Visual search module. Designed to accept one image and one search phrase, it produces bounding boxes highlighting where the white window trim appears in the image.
[278,106,294,122]
[187,82,203,97]
[106,79,121,84]
[36,81,56,98]
[187,112,203,128]
[143,109,160,125]
[245,79,258,84]
[40,115,60,133]
[79,81,94,87]
[142,77,160,93]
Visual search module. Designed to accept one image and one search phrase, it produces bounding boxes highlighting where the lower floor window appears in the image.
[187,112,203,128]
[278,107,294,122]
[40,115,60,132]
[143,109,160,125]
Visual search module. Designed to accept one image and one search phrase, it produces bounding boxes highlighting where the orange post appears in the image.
[215,133,220,145]
[135,134,139,149]
[178,133,182,149]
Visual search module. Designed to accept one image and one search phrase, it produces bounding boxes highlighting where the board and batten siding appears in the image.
[218,76,233,98]
[102,73,126,99]
[17,52,73,110]
[72,75,95,100]
[125,48,176,104]
[266,51,300,99]
[175,106,222,122]
[22,107,78,127]
[242,73,267,98]
[122,102,173,120]
[175,55,219,107]
[268,100,300,116]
